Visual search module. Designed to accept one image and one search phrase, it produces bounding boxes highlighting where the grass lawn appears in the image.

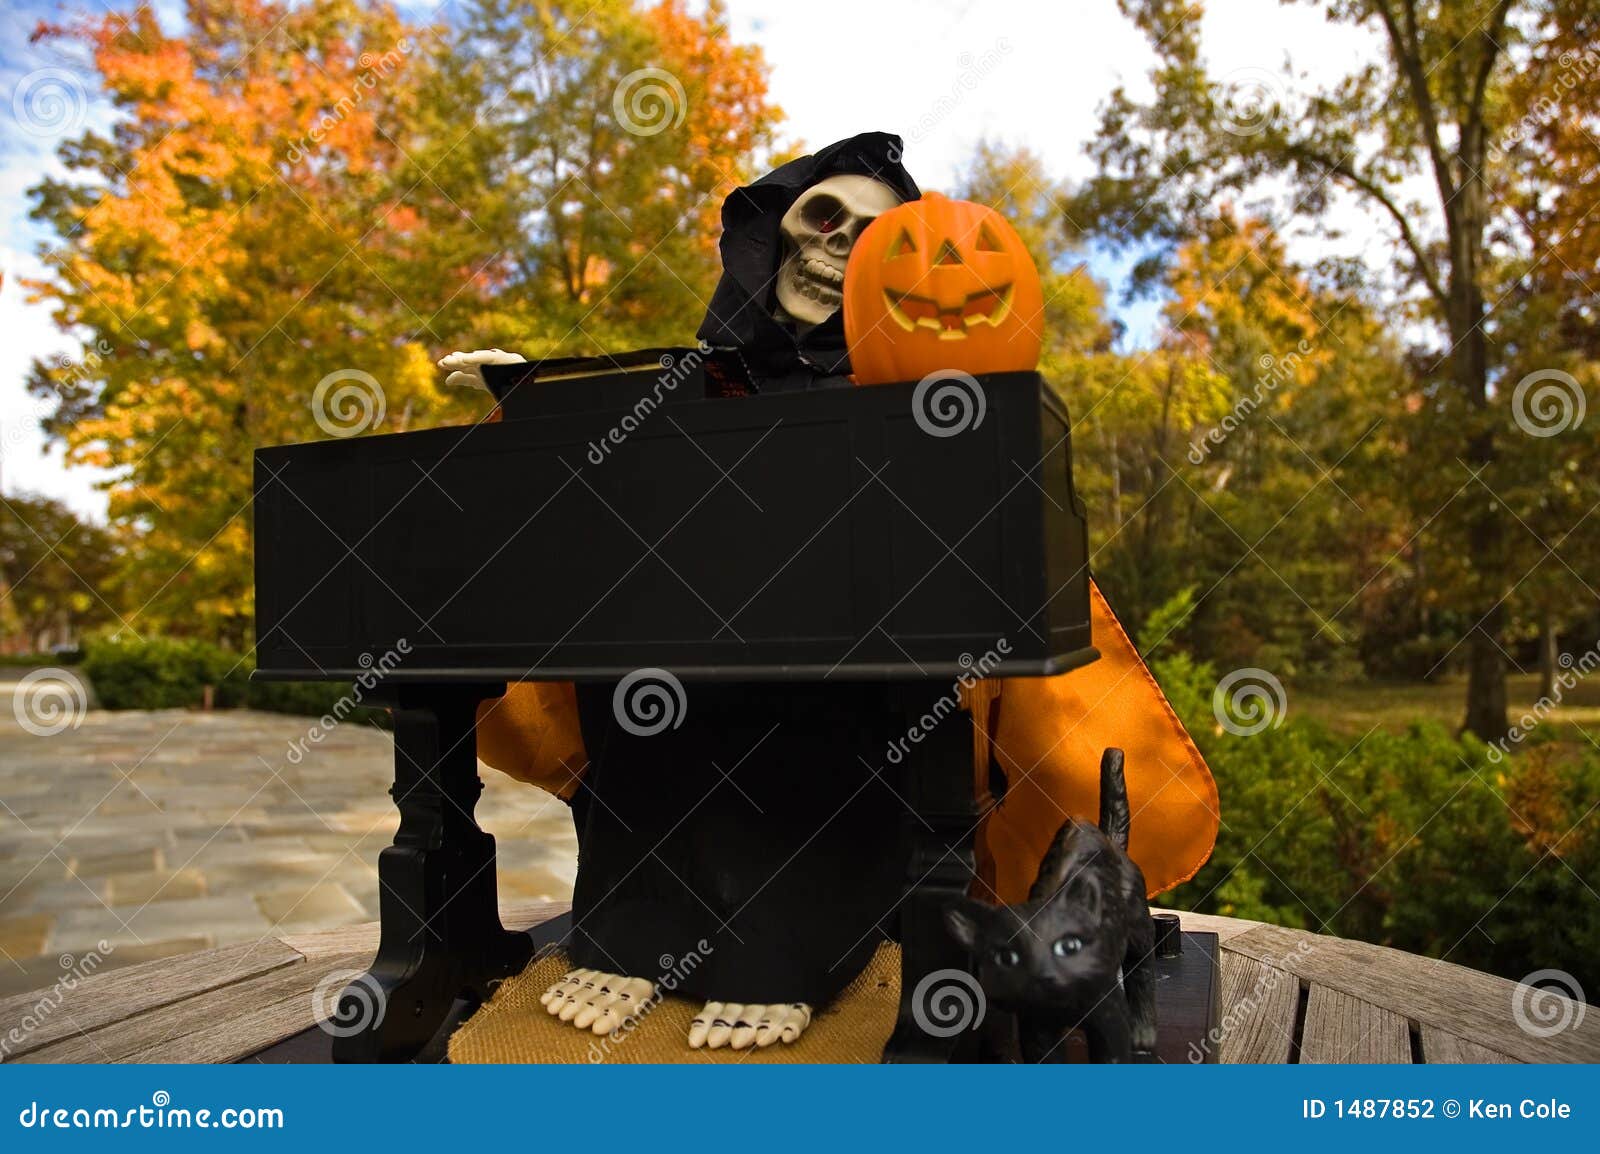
[1289,672,1600,751]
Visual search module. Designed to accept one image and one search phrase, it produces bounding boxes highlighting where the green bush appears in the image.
[1142,591,1600,992]
[81,635,387,726]
[82,635,239,709]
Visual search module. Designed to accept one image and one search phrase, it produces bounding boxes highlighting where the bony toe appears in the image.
[706,1002,740,1049]
[730,1005,762,1050]
[688,1001,721,1049]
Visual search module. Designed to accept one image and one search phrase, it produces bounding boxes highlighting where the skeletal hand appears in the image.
[437,348,526,391]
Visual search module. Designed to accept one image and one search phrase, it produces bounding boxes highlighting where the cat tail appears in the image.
[1099,747,1131,853]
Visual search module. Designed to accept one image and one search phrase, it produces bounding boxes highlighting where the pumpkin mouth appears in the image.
[882,284,1014,338]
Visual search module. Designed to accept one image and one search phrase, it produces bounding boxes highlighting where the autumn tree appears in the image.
[1070,0,1591,738]
[26,0,780,645]
[422,0,782,356]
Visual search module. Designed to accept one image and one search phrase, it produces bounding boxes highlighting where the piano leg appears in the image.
[882,695,989,1063]
[332,683,533,1063]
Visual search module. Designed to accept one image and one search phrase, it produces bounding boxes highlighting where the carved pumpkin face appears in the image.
[843,192,1044,386]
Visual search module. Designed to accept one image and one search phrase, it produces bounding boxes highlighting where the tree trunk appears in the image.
[1450,140,1507,741]
[1539,616,1559,700]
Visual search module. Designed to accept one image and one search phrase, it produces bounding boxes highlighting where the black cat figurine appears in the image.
[945,748,1157,1063]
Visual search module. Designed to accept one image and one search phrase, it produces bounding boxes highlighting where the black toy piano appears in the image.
[252,350,1097,1062]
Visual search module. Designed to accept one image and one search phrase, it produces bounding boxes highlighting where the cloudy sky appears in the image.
[0,0,1389,520]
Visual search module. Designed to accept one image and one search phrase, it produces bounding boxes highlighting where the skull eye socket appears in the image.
[801,194,846,234]
[884,229,918,260]
[975,224,1006,252]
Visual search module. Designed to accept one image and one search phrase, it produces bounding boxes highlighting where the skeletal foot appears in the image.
[687,1001,812,1050]
[540,968,656,1035]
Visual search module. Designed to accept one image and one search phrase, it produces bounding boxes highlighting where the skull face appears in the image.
[775,174,904,328]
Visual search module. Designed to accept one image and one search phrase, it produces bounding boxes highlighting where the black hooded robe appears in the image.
[564,134,924,1010]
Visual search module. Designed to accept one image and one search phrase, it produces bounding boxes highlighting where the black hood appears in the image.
[696,132,920,388]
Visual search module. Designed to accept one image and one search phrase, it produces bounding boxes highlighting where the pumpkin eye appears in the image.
[885,228,918,259]
[992,947,1021,968]
[933,239,964,266]
[1052,935,1084,958]
[975,223,1006,252]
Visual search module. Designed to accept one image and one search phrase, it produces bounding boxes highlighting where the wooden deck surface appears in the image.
[2,905,1594,1064]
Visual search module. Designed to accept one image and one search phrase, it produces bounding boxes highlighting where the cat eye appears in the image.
[992,947,1021,968]
[1052,935,1084,957]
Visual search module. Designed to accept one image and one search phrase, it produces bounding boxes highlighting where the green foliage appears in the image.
[1146,625,1600,991]
[81,634,385,724]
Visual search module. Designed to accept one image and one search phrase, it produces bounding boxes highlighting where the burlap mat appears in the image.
[449,942,901,1064]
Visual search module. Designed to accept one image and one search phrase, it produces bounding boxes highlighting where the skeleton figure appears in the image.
[437,175,901,387]
[457,136,924,1052]
[773,174,903,329]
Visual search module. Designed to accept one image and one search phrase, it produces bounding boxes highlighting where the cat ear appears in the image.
[944,899,986,950]
[1066,873,1104,924]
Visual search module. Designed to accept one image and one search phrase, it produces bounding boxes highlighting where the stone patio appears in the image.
[0,681,578,998]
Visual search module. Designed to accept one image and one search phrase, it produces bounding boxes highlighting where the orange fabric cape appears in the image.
[475,580,1217,901]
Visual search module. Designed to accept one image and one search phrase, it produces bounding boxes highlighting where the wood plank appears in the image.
[1214,950,1300,1064]
[0,940,303,1061]
[15,951,368,1064]
[1226,921,1600,1064]
[1300,985,1412,1064]
[1167,909,1264,945]
[1419,1024,1517,1064]
[277,900,570,959]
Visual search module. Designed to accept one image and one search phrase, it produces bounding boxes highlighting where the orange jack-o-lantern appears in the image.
[843,191,1044,386]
